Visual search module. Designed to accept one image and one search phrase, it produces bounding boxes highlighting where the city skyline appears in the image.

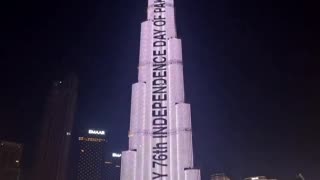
[0,0,319,179]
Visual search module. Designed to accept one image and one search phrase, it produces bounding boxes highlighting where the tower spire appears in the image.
[120,0,201,179]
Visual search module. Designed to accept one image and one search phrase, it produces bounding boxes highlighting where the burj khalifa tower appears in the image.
[120,0,201,179]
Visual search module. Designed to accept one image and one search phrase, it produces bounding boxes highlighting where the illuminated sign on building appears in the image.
[112,153,122,158]
[88,130,105,135]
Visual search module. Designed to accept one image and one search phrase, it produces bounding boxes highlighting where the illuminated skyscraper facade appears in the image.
[77,129,107,180]
[0,141,23,180]
[120,0,201,179]
[34,74,78,180]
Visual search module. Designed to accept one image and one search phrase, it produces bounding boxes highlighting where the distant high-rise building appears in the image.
[244,176,277,180]
[211,173,231,180]
[34,74,78,180]
[105,152,121,180]
[0,141,23,180]
[77,129,107,180]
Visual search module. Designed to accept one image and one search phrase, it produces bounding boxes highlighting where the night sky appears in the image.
[1,0,319,179]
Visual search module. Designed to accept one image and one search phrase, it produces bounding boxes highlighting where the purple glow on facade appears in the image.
[120,0,201,179]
